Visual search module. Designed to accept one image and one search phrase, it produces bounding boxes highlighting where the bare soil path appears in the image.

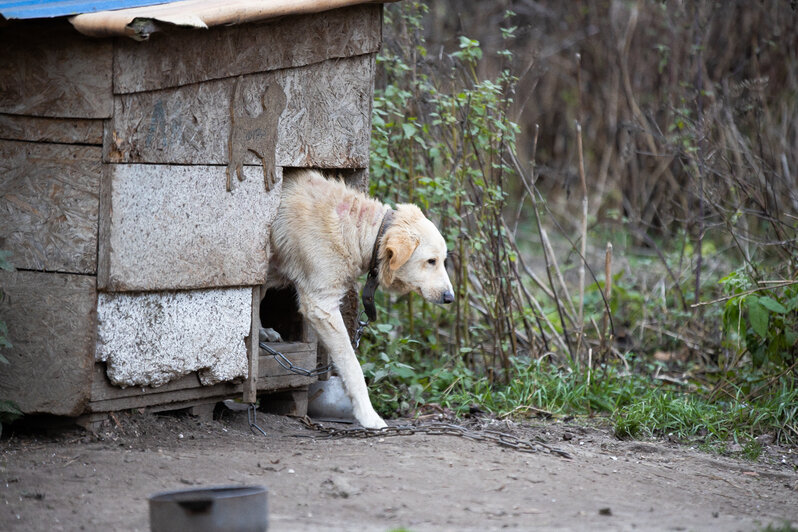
[1,410,796,531]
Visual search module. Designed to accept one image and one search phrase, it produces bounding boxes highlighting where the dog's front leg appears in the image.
[300,297,387,429]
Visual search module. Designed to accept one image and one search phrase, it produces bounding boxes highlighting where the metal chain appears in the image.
[352,312,370,350]
[298,416,573,460]
[259,342,333,377]
[259,312,370,378]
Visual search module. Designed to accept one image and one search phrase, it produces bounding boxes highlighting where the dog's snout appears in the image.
[441,290,455,304]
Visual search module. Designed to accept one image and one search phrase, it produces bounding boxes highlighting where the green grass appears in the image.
[365,355,798,453]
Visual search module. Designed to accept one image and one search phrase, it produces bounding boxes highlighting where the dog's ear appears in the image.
[380,230,419,284]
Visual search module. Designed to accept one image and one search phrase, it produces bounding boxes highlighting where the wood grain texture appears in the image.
[0,140,101,274]
[105,54,374,169]
[0,114,103,145]
[0,22,112,118]
[243,287,260,404]
[89,342,315,412]
[0,271,96,416]
[112,4,381,94]
[98,164,280,292]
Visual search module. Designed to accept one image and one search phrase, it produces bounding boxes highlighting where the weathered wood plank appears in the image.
[105,54,374,169]
[113,4,382,94]
[88,382,242,413]
[0,22,112,118]
[0,140,101,274]
[258,344,317,391]
[98,165,280,292]
[90,342,316,402]
[243,287,260,404]
[0,114,103,145]
[0,271,96,416]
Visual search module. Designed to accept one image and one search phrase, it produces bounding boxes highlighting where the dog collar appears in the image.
[361,208,394,322]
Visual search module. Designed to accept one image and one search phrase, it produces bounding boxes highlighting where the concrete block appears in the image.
[96,287,252,387]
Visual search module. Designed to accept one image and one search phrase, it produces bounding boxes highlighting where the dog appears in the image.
[265,169,454,428]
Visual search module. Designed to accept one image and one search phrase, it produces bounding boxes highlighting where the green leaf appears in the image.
[747,297,769,338]
[759,296,787,314]
[401,122,417,138]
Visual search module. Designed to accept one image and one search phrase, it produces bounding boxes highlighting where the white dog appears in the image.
[265,169,454,428]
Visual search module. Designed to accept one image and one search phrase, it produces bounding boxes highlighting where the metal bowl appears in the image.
[307,376,355,422]
[149,485,268,532]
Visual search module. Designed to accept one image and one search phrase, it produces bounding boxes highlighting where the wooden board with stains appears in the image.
[89,342,316,412]
[0,271,96,416]
[0,114,103,145]
[105,54,375,169]
[0,21,112,118]
[0,140,101,274]
[113,4,382,94]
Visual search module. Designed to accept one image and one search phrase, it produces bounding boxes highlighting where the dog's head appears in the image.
[377,204,454,305]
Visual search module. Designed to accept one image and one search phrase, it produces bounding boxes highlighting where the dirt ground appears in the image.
[1,408,796,532]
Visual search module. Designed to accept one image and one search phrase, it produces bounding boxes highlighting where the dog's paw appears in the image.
[259,327,283,343]
[355,408,387,430]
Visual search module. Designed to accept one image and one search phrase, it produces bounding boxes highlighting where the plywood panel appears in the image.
[113,4,382,94]
[98,164,280,292]
[0,271,96,416]
[0,23,113,118]
[105,54,374,169]
[0,140,101,274]
[0,114,103,145]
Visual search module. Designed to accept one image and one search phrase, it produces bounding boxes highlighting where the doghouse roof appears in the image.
[0,0,392,40]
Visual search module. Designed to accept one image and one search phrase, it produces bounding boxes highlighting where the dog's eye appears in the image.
[427,258,437,266]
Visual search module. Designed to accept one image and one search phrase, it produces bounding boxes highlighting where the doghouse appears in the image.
[0,0,387,423]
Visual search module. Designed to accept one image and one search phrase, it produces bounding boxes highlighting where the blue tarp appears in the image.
[0,0,170,19]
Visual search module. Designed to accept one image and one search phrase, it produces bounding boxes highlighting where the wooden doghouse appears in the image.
[0,0,385,422]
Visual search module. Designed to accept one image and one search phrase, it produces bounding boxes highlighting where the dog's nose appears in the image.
[442,290,455,304]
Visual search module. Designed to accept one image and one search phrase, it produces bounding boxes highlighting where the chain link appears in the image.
[352,312,370,350]
[260,312,369,377]
[298,416,573,459]
[259,342,333,377]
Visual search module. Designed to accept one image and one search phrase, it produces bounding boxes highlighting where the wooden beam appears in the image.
[0,114,103,145]
[243,286,260,404]
[112,4,382,94]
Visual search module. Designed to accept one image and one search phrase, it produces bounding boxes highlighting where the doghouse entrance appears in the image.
[260,285,304,341]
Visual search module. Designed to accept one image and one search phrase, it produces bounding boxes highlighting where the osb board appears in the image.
[0,140,101,274]
[0,271,96,416]
[98,165,280,292]
[105,54,374,169]
[113,4,381,94]
[0,114,103,145]
[89,343,316,412]
[0,22,112,118]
